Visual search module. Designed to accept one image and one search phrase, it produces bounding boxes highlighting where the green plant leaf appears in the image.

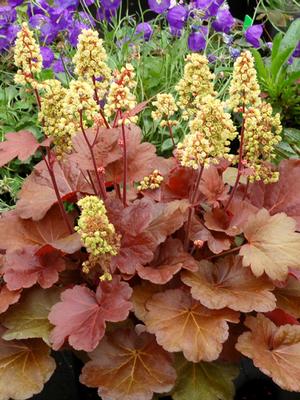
[271,46,295,80]
[251,49,268,82]
[171,355,239,400]
[283,128,300,144]
[279,18,300,53]
[271,32,284,61]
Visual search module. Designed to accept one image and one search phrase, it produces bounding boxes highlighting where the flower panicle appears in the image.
[14,22,42,88]
[137,170,164,191]
[38,79,75,159]
[243,101,282,183]
[176,95,238,169]
[75,196,121,274]
[228,50,261,112]
[151,93,178,127]
[73,29,112,101]
[104,63,137,125]
[175,53,216,120]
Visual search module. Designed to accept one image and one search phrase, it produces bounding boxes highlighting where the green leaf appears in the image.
[271,32,283,62]
[279,18,300,54]
[251,49,268,82]
[283,128,300,144]
[275,141,298,159]
[1,287,61,345]
[172,355,239,400]
[270,46,295,79]
[161,138,175,152]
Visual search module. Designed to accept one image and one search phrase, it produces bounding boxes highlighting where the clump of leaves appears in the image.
[1,26,300,400]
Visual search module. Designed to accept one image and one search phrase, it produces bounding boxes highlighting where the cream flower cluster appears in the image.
[104,63,137,124]
[76,196,121,274]
[152,93,178,127]
[39,80,75,159]
[14,23,42,87]
[63,80,98,123]
[243,102,282,183]
[73,29,111,100]
[175,54,216,119]
[137,170,164,191]
[176,95,237,169]
[228,50,261,112]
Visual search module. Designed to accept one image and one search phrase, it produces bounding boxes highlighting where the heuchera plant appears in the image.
[1,23,300,400]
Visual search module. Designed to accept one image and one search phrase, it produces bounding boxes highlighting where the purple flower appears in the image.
[167,5,188,30]
[188,26,208,52]
[68,21,89,47]
[78,11,96,26]
[96,7,117,21]
[40,21,60,44]
[100,0,121,9]
[148,0,170,14]
[7,0,24,6]
[0,24,19,51]
[0,6,16,27]
[40,46,55,68]
[212,8,234,33]
[54,0,79,11]
[29,14,49,29]
[293,41,300,58]
[135,22,153,41]
[53,59,65,73]
[194,0,225,18]
[245,24,263,48]
[229,47,240,59]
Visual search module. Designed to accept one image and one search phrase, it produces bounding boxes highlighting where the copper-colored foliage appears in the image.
[144,288,239,362]
[0,336,56,400]
[0,285,21,314]
[182,255,276,312]
[137,238,198,284]
[48,276,132,352]
[236,314,300,391]
[240,209,300,281]
[80,328,176,400]
[275,276,300,318]
[248,159,300,229]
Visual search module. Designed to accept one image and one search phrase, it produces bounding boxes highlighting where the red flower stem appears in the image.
[114,183,122,200]
[92,76,110,129]
[205,245,242,260]
[87,170,98,196]
[121,121,128,207]
[224,106,246,211]
[242,178,250,201]
[167,121,175,147]
[42,150,73,234]
[113,109,121,128]
[184,165,204,251]
[79,111,107,200]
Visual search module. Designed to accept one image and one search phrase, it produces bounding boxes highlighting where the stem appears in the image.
[205,245,242,261]
[224,107,246,211]
[167,121,175,148]
[79,111,107,200]
[121,122,128,207]
[184,165,204,251]
[87,170,98,196]
[43,151,73,234]
[114,183,122,200]
[92,76,110,129]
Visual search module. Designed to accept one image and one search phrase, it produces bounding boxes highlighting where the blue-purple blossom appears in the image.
[68,21,89,47]
[229,47,240,59]
[96,7,117,21]
[40,46,55,68]
[135,22,153,41]
[0,6,17,27]
[101,0,121,9]
[169,25,183,37]
[148,0,171,14]
[0,24,19,51]
[212,8,234,33]
[194,0,225,18]
[8,0,24,6]
[293,41,300,58]
[188,26,208,52]
[245,24,263,48]
[167,5,188,30]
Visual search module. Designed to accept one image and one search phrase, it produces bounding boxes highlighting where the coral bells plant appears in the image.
[1,24,300,400]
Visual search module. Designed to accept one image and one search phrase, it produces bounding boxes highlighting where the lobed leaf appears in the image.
[0,131,40,167]
[239,209,300,281]
[0,336,56,400]
[172,355,238,400]
[275,277,300,318]
[48,276,132,352]
[80,328,176,400]
[144,288,239,362]
[1,287,61,344]
[236,314,300,391]
[0,285,21,314]
[182,255,276,312]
